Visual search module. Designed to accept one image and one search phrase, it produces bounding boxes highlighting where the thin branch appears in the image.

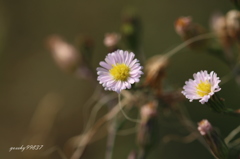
[118,93,140,123]
[85,93,117,131]
[225,125,240,145]
[82,85,101,126]
[70,98,128,159]
[164,32,216,58]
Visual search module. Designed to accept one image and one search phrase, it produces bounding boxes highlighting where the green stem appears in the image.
[206,94,240,117]
[164,33,216,58]
[118,93,140,123]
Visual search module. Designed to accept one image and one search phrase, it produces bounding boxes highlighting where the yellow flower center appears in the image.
[109,63,130,81]
[196,81,211,97]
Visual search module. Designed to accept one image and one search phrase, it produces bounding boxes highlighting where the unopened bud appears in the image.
[137,102,159,151]
[144,55,168,95]
[198,119,229,159]
[226,10,240,40]
[175,16,192,37]
[104,33,121,48]
[175,17,206,48]
[198,119,212,135]
[47,35,94,80]
[211,13,233,47]
[47,35,81,73]
[140,101,157,123]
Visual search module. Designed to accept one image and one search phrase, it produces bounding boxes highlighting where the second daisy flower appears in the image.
[182,70,221,104]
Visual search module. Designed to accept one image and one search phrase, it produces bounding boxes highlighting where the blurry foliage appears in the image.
[1,0,240,159]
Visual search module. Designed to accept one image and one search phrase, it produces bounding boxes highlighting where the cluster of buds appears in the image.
[175,16,206,48]
[47,35,94,80]
[144,55,168,95]
[212,10,240,47]
[198,119,229,159]
[137,101,159,156]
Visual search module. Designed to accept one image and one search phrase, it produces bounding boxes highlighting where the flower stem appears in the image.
[118,93,140,123]
[105,117,117,159]
[164,32,216,58]
[207,94,240,117]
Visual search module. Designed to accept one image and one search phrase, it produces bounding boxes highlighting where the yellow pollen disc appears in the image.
[196,81,211,97]
[109,63,130,81]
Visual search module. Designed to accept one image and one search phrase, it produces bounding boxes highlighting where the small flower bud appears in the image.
[47,35,82,73]
[144,55,168,95]
[175,17,206,48]
[198,119,212,135]
[175,16,192,37]
[226,10,240,40]
[103,33,121,48]
[47,35,94,80]
[137,102,159,152]
[198,119,229,159]
[140,101,158,123]
[211,13,233,47]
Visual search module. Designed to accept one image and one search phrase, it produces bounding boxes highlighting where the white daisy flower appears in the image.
[182,70,221,104]
[97,50,143,93]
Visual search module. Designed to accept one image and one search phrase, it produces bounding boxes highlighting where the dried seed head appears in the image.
[47,35,82,73]
[226,10,240,40]
[198,119,212,135]
[144,55,168,94]
[103,33,121,48]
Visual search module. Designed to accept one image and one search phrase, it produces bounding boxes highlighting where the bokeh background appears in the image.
[0,0,239,159]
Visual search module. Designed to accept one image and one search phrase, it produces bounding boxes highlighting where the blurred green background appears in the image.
[0,0,239,159]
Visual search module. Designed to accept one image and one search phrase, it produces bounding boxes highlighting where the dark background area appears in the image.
[0,0,239,159]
